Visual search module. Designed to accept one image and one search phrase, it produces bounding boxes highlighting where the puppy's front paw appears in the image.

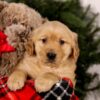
[35,78,52,93]
[7,70,26,91]
[35,73,59,93]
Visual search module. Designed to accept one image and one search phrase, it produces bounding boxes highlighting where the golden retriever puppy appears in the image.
[7,21,79,93]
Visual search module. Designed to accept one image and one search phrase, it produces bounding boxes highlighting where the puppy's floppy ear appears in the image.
[25,38,36,56]
[69,32,79,63]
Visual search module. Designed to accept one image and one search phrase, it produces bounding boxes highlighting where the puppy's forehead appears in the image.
[33,21,74,41]
[34,29,68,42]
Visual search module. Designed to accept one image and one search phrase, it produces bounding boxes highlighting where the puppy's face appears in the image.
[26,21,79,67]
[33,32,72,67]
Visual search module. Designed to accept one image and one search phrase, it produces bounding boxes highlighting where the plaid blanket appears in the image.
[0,76,79,100]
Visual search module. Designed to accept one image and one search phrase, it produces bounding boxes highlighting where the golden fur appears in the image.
[7,21,79,92]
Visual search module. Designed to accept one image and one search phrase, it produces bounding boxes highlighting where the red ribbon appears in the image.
[0,31,15,56]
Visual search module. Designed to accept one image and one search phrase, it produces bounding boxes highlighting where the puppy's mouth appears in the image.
[46,60,56,64]
[44,59,58,67]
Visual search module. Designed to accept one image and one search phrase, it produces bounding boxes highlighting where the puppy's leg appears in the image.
[7,69,27,91]
[35,73,60,93]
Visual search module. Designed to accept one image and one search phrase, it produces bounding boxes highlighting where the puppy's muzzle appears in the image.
[47,52,56,62]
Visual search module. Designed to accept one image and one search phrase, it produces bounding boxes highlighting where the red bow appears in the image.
[0,31,15,56]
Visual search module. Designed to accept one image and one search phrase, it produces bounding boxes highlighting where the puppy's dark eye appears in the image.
[41,38,47,43]
[60,40,65,45]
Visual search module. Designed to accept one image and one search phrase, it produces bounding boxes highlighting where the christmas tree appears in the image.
[5,0,100,99]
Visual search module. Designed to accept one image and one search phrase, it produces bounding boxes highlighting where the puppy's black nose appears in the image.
[47,52,56,61]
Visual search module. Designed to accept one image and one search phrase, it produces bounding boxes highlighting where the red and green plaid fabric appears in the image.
[0,76,79,100]
[0,76,41,100]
